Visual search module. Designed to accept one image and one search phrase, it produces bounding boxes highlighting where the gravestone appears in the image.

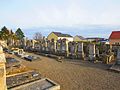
[116,48,120,64]
[47,40,51,52]
[56,40,61,52]
[61,42,66,51]
[50,39,56,53]
[68,42,76,58]
[62,40,69,57]
[32,40,36,49]
[0,45,7,90]
[23,37,27,49]
[89,44,96,61]
[77,42,84,59]
[61,39,67,53]
[54,40,57,53]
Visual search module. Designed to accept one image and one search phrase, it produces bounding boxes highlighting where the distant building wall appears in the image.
[73,36,86,42]
[47,33,58,41]
[109,39,120,45]
[47,32,73,41]
[73,36,81,42]
[58,37,73,42]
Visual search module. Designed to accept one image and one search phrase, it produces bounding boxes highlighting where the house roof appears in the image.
[75,35,86,40]
[86,37,105,39]
[109,31,120,39]
[52,32,72,37]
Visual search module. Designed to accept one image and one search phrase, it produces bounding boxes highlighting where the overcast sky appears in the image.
[0,0,120,28]
[0,0,120,38]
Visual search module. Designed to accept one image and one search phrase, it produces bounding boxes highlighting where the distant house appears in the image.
[109,31,120,45]
[47,32,73,41]
[73,35,87,42]
[86,37,105,42]
[100,39,109,44]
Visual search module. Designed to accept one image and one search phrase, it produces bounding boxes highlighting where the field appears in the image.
[14,53,120,90]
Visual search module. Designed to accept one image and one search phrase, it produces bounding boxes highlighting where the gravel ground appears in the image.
[14,53,120,90]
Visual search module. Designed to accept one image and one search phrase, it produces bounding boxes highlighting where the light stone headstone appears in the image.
[77,42,84,59]
[61,41,66,52]
[65,41,69,57]
[32,40,35,48]
[78,42,83,52]
[89,44,96,61]
[54,41,57,52]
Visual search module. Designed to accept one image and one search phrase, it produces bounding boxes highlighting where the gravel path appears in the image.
[14,53,120,90]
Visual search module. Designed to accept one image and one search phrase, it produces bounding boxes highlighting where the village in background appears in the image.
[0,26,120,90]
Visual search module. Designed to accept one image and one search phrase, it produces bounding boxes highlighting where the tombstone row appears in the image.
[24,39,120,64]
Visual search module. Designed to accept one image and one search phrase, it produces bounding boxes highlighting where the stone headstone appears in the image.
[117,49,120,59]
[78,42,83,52]
[61,40,66,52]
[89,44,96,61]
[116,49,120,64]
[77,42,84,59]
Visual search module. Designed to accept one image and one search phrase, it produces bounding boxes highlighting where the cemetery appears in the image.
[0,31,120,90]
[25,38,119,66]
[0,41,60,90]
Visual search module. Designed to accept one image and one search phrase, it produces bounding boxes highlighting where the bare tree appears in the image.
[33,32,43,41]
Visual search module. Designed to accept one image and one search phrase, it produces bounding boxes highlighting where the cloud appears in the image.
[0,0,120,28]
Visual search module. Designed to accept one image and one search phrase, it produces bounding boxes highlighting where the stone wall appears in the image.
[0,45,7,90]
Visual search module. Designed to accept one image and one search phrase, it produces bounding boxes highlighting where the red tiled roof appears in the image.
[109,31,120,39]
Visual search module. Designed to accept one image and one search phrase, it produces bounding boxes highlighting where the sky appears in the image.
[0,0,120,38]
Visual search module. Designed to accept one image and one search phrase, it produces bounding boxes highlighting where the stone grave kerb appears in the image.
[0,45,7,90]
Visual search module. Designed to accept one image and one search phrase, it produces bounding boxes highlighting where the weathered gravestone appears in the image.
[61,39,68,54]
[0,45,7,90]
[102,46,114,64]
[116,48,120,65]
[77,42,84,60]
[61,40,66,52]
[89,44,96,61]
[46,40,51,53]
[68,42,76,58]
[50,39,57,53]
[56,39,61,53]
[109,48,120,72]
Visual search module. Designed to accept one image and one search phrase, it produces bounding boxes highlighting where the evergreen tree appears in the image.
[0,31,2,40]
[1,26,9,40]
[15,28,25,40]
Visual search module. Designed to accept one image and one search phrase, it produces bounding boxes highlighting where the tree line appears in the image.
[0,26,25,46]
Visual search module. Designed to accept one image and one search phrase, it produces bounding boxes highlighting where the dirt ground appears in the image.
[14,53,120,90]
